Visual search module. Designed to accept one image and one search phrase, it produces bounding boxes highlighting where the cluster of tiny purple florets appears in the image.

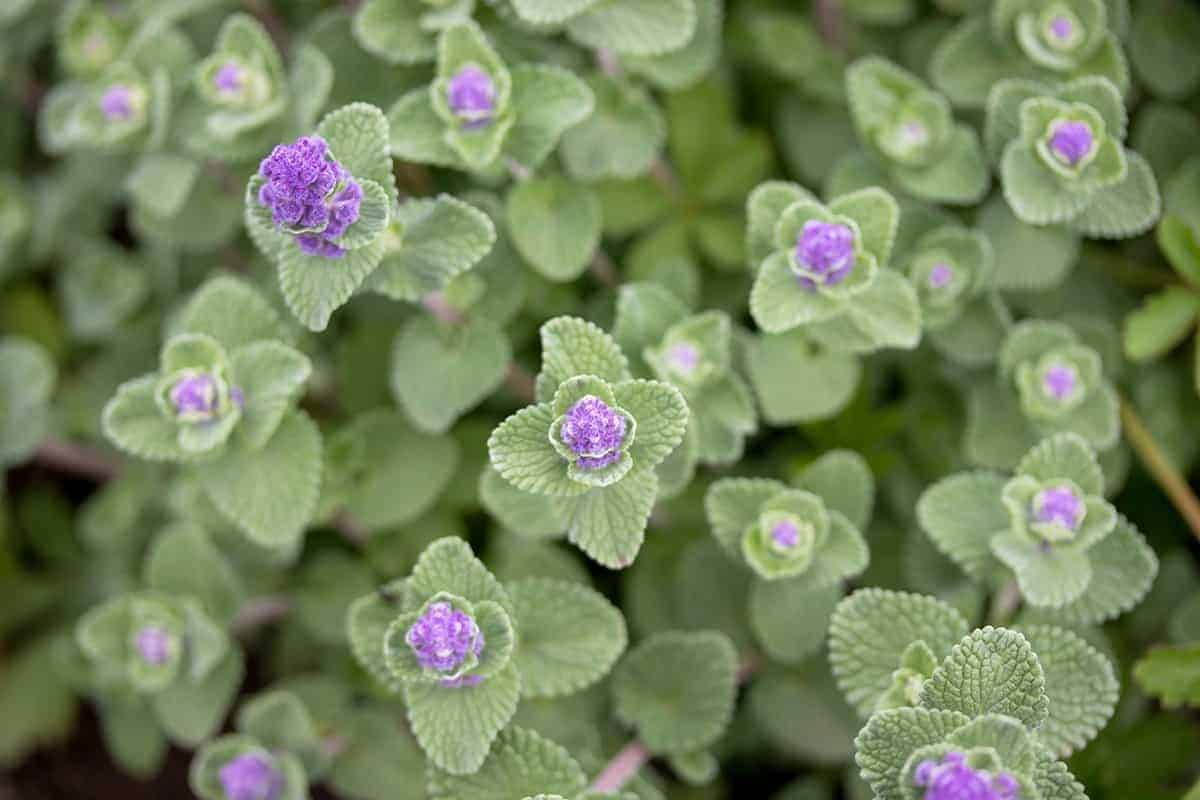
[1034,485,1083,531]
[1049,121,1094,167]
[219,753,283,800]
[405,601,484,673]
[170,372,218,419]
[560,395,628,470]
[795,220,856,290]
[447,65,496,128]
[100,84,135,122]
[914,752,1019,800]
[257,136,363,259]
[214,61,244,94]
[1041,362,1078,401]
[770,519,800,549]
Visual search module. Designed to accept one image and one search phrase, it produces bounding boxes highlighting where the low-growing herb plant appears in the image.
[3,0,1200,798]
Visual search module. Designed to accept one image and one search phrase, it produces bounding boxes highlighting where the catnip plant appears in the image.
[3,0,1200,798]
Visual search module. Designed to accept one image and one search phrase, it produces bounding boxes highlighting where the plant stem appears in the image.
[505,363,537,404]
[815,0,845,51]
[1120,397,1200,542]
[34,439,121,482]
[232,595,292,636]
[590,249,619,289]
[988,579,1021,626]
[422,292,464,325]
[588,741,651,794]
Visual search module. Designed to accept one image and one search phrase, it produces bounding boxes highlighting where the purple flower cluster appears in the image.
[770,519,800,549]
[1048,15,1074,42]
[914,752,1019,800]
[1041,362,1078,401]
[560,395,628,470]
[928,263,954,289]
[1034,486,1083,531]
[1049,121,1094,167]
[100,84,135,122]
[795,220,856,290]
[667,342,700,376]
[447,65,496,129]
[170,372,218,420]
[214,61,245,94]
[135,626,171,665]
[218,753,283,800]
[405,601,484,673]
[257,136,363,259]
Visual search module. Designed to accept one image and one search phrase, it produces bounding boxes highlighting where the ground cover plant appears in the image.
[3,0,1200,798]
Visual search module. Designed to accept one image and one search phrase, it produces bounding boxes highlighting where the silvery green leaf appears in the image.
[504,65,596,172]
[391,316,511,434]
[795,449,874,531]
[749,578,840,665]
[821,269,923,352]
[353,0,468,66]
[829,589,969,717]
[705,476,786,559]
[293,550,377,645]
[326,707,427,800]
[553,465,659,568]
[236,690,326,776]
[428,726,587,800]
[1000,143,1094,227]
[407,537,515,616]
[892,126,991,206]
[488,403,583,497]
[929,295,1012,367]
[744,331,862,425]
[405,661,521,775]
[916,471,1009,581]
[613,379,688,469]
[277,235,386,333]
[612,630,738,754]
[510,0,598,24]
[1123,287,1200,362]
[1016,432,1105,496]
[318,102,398,200]
[566,0,698,57]
[229,340,312,449]
[0,337,56,466]
[201,410,322,550]
[750,666,860,766]
[387,88,465,168]
[613,282,690,372]
[346,580,407,693]
[1130,0,1200,100]
[125,152,199,220]
[746,181,817,269]
[152,647,244,746]
[506,176,601,282]
[367,195,496,301]
[562,74,665,181]
[0,634,77,769]
[991,529,1092,607]
[289,44,334,130]
[854,706,971,799]
[1134,104,1200,184]
[921,627,1050,727]
[59,246,149,341]
[102,375,192,464]
[190,733,307,800]
[535,316,631,403]
[174,276,292,355]
[143,522,243,624]
[622,0,723,91]
[964,381,1040,471]
[1048,514,1158,625]
[1067,152,1161,239]
[1015,624,1118,756]
[508,577,627,697]
[98,699,168,778]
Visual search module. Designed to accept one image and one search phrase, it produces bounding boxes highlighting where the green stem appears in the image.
[1120,396,1200,543]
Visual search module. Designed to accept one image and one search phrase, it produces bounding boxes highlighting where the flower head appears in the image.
[257,135,362,259]
[218,753,283,800]
[795,220,856,289]
[405,601,484,674]
[560,395,629,470]
[1048,120,1094,167]
[1041,361,1079,401]
[770,518,800,549]
[170,371,219,421]
[928,263,954,289]
[914,752,1019,800]
[135,626,172,665]
[1049,15,1074,41]
[214,61,245,94]
[100,84,135,121]
[1032,484,1084,538]
[447,65,496,129]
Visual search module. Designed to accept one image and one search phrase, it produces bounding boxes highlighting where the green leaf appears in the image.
[504,65,596,172]
[750,252,848,333]
[346,581,406,693]
[229,341,312,448]
[1133,643,1200,708]
[855,707,971,800]
[0,337,56,466]
[834,269,923,352]
[562,75,665,181]
[98,699,168,778]
[829,589,970,717]
[144,522,243,624]
[1158,214,1200,287]
[407,537,514,618]
[387,88,464,168]
[428,726,587,800]
[977,195,1079,291]
[893,127,992,206]
[101,375,191,463]
[747,181,816,269]
[202,410,322,550]
[613,379,688,469]
[175,276,291,351]
[152,648,244,746]
[745,331,862,425]
[622,0,723,90]
[992,530,1093,607]
[489,403,581,497]
[509,578,627,697]
[1068,152,1162,239]
[1048,514,1159,625]
[367,195,497,301]
[1015,624,1117,756]
[353,0,452,65]
[921,627,1050,728]
[236,690,326,776]
[391,316,511,434]
[405,661,521,775]
[535,317,631,403]
[1001,143,1093,226]
[511,0,598,24]
[612,630,738,754]
[276,236,386,332]
[317,102,397,201]
[554,465,659,568]
[567,0,698,56]
[916,471,1008,581]
[749,579,840,666]
[58,247,147,341]
[506,177,601,283]
[0,635,77,768]
[1130,0,1200,100]
[613,282,691,370]
[828,187,899,266]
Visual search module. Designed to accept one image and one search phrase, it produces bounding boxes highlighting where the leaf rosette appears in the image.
[906,226,996,332]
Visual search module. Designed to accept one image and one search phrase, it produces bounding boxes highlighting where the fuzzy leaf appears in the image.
[749,579,840,666]
[855,707,972,800]
[175,276,291,351]
[921,627,1050,728]
[505,65,596,172]
[1133,643,1200,708]
[229,341,312,448]
[562,75,665,181]
[152,648,244,746]
[405,662,521,775]
[612,630,738,754]
[427,726,588,800]
[1049,515,1158,625]
[276,236,386,332]
[507,176,601,283]
[566,0,698,56]
[554,466,659,568]
[488,404,581,497]
[143,522,243,624]
[0,337,56,466]
[977,196,1079,291]
[613,379,688,469]
[509,578,627,697]
[916,471,1008,580]
[745,331,862,425]
[1067,152,1162,239]
[535,317,631,403]
[705,476,786,559]
[408,537,514,616]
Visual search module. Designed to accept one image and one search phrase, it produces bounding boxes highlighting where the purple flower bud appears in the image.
[218,753,283,800]
[257,136,362,260]
[1041,362,1078,401]
[447,65,496,129]
[770,519,800,549]
[170,372,218,420]
[135,626,171,665]
[214,61,244,93]
[1048,15,1074,41]
[927,263,954,289]
[560,395,628,471]
[1049,121,1094,167]
[406,601,484,673]
[795,220,856,289]
[100,84,135,121]
[667,342,700,376]
[914,752,1019,800]
[1033,485,1083,531]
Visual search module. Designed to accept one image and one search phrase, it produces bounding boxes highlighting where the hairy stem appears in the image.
[590,249,619,289]
[422,292,464,325]
[815,0,845,51]
[1120,397,1200,542]
[588,741,651,794]
[988,579,1022,626]
[505,362,537,404]
[34,439,121,482]
[232,595,292,636]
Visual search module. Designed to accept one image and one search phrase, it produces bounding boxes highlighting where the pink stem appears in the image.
[588,741,651,794]
[34,439,121,482]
